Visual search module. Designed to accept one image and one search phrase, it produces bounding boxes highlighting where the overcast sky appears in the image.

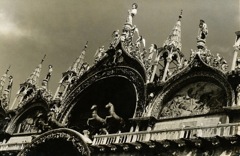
[0,0,239,103]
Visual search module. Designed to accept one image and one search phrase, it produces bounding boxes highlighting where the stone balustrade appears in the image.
[0,143,29,151]
[92,123,240,146]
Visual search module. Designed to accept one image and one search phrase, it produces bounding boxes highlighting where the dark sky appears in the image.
[0,0,239,105]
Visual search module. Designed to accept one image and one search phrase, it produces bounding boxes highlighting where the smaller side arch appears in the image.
[149,69,234,119]
[6,100,49,134]
[17,128,91,156]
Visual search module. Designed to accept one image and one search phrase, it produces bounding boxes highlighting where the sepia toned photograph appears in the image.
[0,0,239,155]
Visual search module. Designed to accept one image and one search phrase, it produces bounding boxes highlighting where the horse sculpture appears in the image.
[105,102,125,128]
[87,105,105,127]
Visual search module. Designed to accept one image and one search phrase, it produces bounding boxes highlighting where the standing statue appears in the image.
[135,35,146,61]
[212,53,222,67]
[110,30,120,47]
[94,46,106,63]
[45,65,53,81]
[126,3,138,26]
[148,44,157,62]
[198,19,208,40]
[197,19,208,50]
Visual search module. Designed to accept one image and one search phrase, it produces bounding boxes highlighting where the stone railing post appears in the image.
[236,124,240,135]
[144,126,152,141]
[179,125,185,138]
[115,131,121,143]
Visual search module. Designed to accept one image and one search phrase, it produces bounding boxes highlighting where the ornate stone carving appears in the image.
[160,82,223,118]
[189,50,228,72]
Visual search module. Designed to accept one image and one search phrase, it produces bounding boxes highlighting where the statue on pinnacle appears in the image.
[197,19,208,49]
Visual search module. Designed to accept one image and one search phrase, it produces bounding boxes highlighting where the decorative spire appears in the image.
[1,75,13,110]
[26,54,46,85]
[71,41,88,74]
[163,10,182,51]
[0,66,10,96]
[150,10,184,83]
[10,55,46,110]
[53,42,88,100]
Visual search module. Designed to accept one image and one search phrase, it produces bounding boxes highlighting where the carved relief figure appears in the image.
[161,82,225,118]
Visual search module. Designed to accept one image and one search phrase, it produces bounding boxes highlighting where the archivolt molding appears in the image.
[59,66,146,123]
[17,128,91,156]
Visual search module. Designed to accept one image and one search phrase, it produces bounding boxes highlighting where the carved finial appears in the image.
[179,9,183,20]
[83,41,88,51]
[6,65,11,74]
[41,54,46,64]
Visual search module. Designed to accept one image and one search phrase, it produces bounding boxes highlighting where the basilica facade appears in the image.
[0,3,240,156]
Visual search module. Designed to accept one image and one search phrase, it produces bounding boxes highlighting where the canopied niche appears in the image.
[160,81,226,118]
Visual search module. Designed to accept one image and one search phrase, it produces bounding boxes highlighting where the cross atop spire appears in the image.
[163,10,183,51]
[26,54,46,85]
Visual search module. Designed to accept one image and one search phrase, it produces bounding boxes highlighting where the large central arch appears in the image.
[59,66,146,128]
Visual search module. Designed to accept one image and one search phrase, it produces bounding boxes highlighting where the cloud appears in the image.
[0,11,30,37]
